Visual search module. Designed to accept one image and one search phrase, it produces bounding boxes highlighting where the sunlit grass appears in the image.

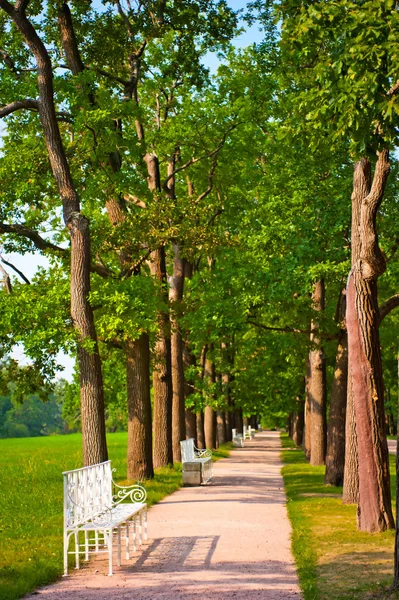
[0,433,231,600]
[281,433,399,600]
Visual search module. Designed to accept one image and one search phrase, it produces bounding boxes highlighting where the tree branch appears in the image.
[0,222,65,252]
[379,294,399,325]
[162,123,238,192]
[0,98,39,117]
[247,319,339,340]
[121,249,152,278]
[0,255,30,284]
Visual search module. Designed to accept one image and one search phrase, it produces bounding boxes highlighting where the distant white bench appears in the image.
[180,438,213,485]
[63,460,147,576]
[232,428,244,447]
[243,425,254,440]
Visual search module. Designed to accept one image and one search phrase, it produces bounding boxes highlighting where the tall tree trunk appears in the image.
[325,330,348,486]
[236,408,243,434]
[204,406,214,450]
[304,357,311,460]
[185,410,197,441]
[393,353,399,588]
[196,412,205,448]
[151,250,173,467]
[309,279,327,466]
[292,402,305,447]
[225,410,232,441]
[126,335,153,479]
[347,153,393,532]
[217,411,226,445]
[169,243,186,461]
[7,6,107,465]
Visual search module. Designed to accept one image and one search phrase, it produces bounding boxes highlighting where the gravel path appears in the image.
[28,431,302,600]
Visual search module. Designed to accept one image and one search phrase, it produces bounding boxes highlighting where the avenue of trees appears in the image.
[2,0,399,585]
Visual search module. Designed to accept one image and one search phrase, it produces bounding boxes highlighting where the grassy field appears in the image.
[280,433,399,600]
[0,433,231,600]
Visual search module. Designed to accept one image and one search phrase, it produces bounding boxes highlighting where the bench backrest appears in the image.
[232,428,237,438]
[180,438,195,463]
[63,461,113,528]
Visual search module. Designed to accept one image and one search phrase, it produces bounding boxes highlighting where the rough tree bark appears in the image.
[196,412,205,448]
[150,246,173,467]
[309,279,327,466]
[325,290,348,486]
[342,363,359,504]
[292,401,305,447]
[126,335,154,479]
[393,353,399,587]
[204,352,216,450]
[169,242,186,461]
[347,152,394,532]
[1,1,108,465]
[217,411,226,445]
[303,356,311,460]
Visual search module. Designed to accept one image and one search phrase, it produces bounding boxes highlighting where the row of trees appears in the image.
[2,0,399,578]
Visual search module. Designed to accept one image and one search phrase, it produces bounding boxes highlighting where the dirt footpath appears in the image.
[29,431,302,600]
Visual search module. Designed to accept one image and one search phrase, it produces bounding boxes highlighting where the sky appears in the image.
[4,0,264,381]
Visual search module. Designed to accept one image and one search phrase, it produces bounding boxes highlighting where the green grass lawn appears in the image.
[0,433,231,600]
[281,433,399,600]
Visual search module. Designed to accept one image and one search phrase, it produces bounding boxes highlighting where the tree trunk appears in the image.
[347,153,394,532]
[347,271,393,530]
[126,335,153,479]
[325,331,348,486]
[292,404,305,447]
[150,247,173,468]
[304,357,311,460]
[169,243,186,461]
[6,8,107,466]
[204,406,214,450]
[393,353,399,588]
[185,409,197,441]
[236,409,243,434]
[196,412,205,448]
[213,409,218,448]
[225,411,232,441]
[217,411,226,445]
[309,279,327,466]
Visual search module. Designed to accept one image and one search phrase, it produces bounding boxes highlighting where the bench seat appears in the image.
[79,502,146,530]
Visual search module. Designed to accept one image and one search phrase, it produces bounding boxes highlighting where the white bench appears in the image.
[63,460,147,576]
[243,425,252,440]
[232,428,244,447]
[180,438,213,485]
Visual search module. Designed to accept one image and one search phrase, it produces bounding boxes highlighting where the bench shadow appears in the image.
[48,536,301,599]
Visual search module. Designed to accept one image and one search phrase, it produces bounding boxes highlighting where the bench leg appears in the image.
[133,518,137,552]
[63,532,69,576]
[125,521,130,560]
[74,532,80,570]
[117,527,121,567]
[85,531,89,561]
[144,509,148,541]
[139,512,143,546]
[107,531,113,576]
[95,530,99,552]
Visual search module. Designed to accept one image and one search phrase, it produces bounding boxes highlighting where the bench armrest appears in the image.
[194,446,212,459]
[112,471,147,506]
